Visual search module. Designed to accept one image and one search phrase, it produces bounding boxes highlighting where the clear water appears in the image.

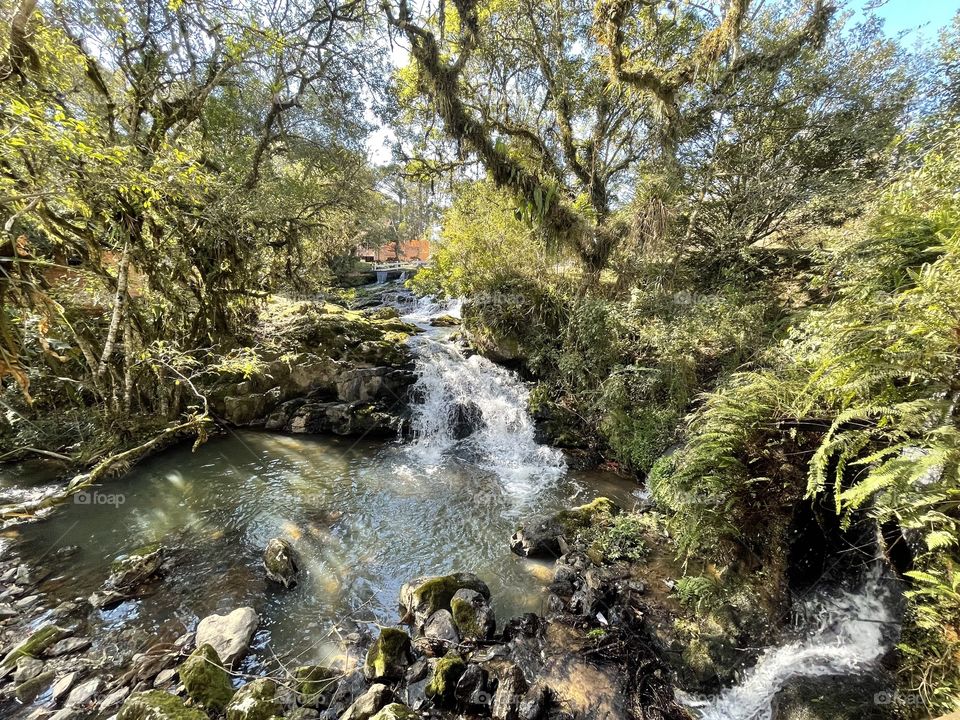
[3,295,639,673]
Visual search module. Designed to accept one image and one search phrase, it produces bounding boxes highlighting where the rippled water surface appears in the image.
[6,431,638,670]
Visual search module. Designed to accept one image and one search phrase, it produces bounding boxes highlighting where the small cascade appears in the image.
[375,270,388,284]
[683,564,899,720]
[397,296,565,499]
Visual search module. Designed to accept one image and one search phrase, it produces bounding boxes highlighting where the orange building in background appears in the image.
[357,237,430,264]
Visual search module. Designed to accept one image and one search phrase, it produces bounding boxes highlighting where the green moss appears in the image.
[370,703,418,720]
[293,665,337,706]
[118,690,209,720]
[1,625,67,668]
[364,628,411,680]
[450,596,481,639]
[15,669,56,703]
[411,573,489,617]
[425,652,466,704]
[555,496,620,534]
[180,643,235,712]
[225,678,281,720]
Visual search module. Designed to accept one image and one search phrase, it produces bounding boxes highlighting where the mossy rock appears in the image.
[399,572,491,627]
[0,624,67,668]
[15,669,55,703]
[370,703,418,720]
[118,690,209,720]
[225,678,281,720]
[425,652,466,705]
[511,497,621,558]
[450,589,495,641]
[180,643,235,712]
[364,628,412,681]
[293,664,337,707]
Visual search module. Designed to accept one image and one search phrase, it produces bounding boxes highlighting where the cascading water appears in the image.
[682,563,900,720]
[397,296,566,499]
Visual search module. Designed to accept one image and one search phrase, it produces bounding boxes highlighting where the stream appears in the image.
[1,297,639,675]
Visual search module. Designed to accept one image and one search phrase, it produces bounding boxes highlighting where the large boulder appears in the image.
[364,628,413,681]
[399,572,491,629]
[225,678,282,720]
[263,538,299,588]
[451,588,495,641]
[118,691,208,720]
[179,643,235,712]
[510,497,620,558]
[195,607,259,667]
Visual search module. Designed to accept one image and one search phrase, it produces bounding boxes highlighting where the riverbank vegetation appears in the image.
[3,0,960,716]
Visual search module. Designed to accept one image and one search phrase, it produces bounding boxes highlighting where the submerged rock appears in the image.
[364,628,413,681]
[263,537,300,588]
[399,572,491,629]
[118,690,209,720]
[179,643,234,712]
[195,607,259,667]
[91,544,166,608]
[1,624,68,668]
[510,497,620,558]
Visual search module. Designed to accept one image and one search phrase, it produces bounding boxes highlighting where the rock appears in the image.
[15,669,56,703]
[455,663,490,710]
[772,675,891,720]
[65,676,102,706]
[450,401,483,440]
[90,544,166,608]
[195,607,259,666]
[518,683,548,720]
[398,572,491,629]
[0,602,17,619]
[492,664,528,720]
[402,659,431,710]
[179,643,234,712]
[118,690,209,720]
[225,677,282,720]
[502,614,543,642]
[1,624,68,668]
[49,709,82,720]
[549,565,578,596]
[425,652,465,706]
[417,609,459,655]
[429,314,460,327]
[364,628,412,681]
[339,682,392,720]
[324,668,369,717]
[100,686,131,710]
[289,710,322,720]
[46,637,92,658]
[510,497,620,558]
[154,667,177,687]
[451,588,495,641]
[369,704,417,720]
[263,537,300,588]
[15,656,45,685]
[293,665,338,708]
[52,671,78,702]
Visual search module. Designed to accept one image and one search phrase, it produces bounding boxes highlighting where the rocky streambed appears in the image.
[0,495,691,720]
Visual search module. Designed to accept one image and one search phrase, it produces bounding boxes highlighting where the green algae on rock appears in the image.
[179,643,235,712]
[364,628,413,681]
[118,690,210,720]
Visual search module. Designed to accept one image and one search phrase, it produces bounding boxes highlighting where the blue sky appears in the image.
[853,0,958,40]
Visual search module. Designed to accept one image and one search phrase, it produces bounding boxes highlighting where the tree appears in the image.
[384,0,909,284]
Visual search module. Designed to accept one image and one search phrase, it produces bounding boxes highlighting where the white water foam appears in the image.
[396,296,566,499]
[683,565,898,720]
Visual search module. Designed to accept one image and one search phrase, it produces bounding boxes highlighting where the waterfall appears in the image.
[375,270,388,284]
[682,564,899,720]
[397,296,566,499]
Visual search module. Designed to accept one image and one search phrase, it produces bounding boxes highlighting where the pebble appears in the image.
[46,637,92,657]
[99,685,129,709]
